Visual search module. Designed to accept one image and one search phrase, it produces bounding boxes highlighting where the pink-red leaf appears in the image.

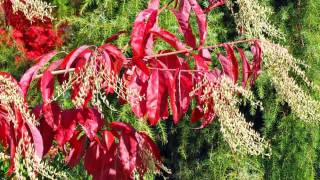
[60,45,91,74]
[188,0,207,48]
[55,109,77,146]
[26,121,44,159]
[126,71,148,118]
[66,131,87,168]
[118,134,138,176]
[251,41,262,85]
[104,30,127,44]
[151,28,187,51]
[146,69,167,125]
[237,48,251,88]
[204,0,225,13]
[19,51,57,97]
[78,108,104,141]
[173,0,197,48]
[131,9,158,75]
[40,70,54,104]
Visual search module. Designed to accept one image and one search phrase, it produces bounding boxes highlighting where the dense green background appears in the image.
[1,0,320,179]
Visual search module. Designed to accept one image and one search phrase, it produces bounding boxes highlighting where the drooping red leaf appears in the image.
[118,134,138,176]
[78,108,104,140]
[0,120,9,147]
[38,117,54,156]
[237,47,251,88]
[110,122,135,135]
[156,58,181,123]
[66,131,87,168]
[191,106,204,123]
[55,109,77,146]
[84,142,106,179]
[40,70,54,104]
[7,125,17,176]
[104,30,127,44]
[188,0,207,48]
[151,28,187,51]
[204,0,225,13]
[173,0,197,48]
[126,71,148,118]
[179,73,193,113]
[42,102,61,130]
[136,132,162,176]
[224,44,239,83]
[217,53,238,83]
[146,69,167,125]
[138,132,161,161]
[60,45,91,74]
[251,41,262,85]
[102,130,115,150]
[194,54,209,70]
[100,44,125,74]
[25,121,44,159]
[19,51,57,97]
[131,9,158,75]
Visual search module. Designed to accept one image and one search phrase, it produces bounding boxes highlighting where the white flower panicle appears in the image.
[7,0,54,21]
[196,75,271,156]
[262,41,320,123]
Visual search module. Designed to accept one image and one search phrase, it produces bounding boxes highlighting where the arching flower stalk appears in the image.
[226,0,282,39]
[261,41,320,123]
[192,74,270,156]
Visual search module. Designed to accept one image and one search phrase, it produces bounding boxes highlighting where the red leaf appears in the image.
[118,134,138,175]
[188,0,207,48]
[0,120,9,147]
[40,70,54,104]
[173,0,197,48]
[217,46,239,84]
[224,44,239,83]
[191,106,204,123]
[204,0,225,13]
[26,121,44,159]
[194,54,209,70]
[66,131,86,168]
[131,9,158,75]
[19,51,57,97]
[151,28,187,51]
[138,132,161,161]
[100,44,125,74]
[136,132,162,176]
[38,118,54,156]
[110,122,135,134]
[102,130,115,150]
[78,108,104,141]
[7,125,17,176]
[146,69,167,125]
[237,48,251,88]
[84,142,106,179]
[251,41,262,85]
[55,109,77,146]
[127,71,148,118]
[104,30,127,44]
[43,103,61,130]
[60,45,91,74]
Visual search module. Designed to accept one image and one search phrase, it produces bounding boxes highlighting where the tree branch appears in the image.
[34,38,257,79]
